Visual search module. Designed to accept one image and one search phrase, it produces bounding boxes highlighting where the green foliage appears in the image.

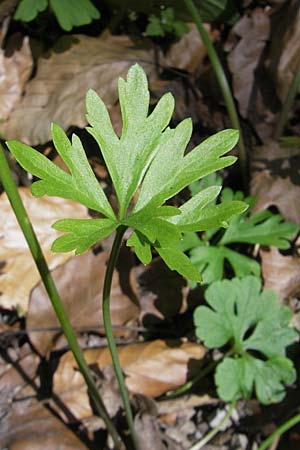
[8,64,246,281]
[182,186,298,284]
[194,276,297,404]
[146,7,188,38]
[14,0,100,31]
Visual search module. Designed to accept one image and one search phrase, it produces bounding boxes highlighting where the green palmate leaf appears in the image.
[134,128,238,214]
[14,0,48,22]
[157,246,202,282]
[189,245,260,284]
[7,125,115,219]
[49,0,100,31]
[8,63,245,280]
[52,218,117,255]
[216,355,296,404]
[86,64,175,219]
[194,276,297,404]
[14,0,100,29]
[220,209,298,248]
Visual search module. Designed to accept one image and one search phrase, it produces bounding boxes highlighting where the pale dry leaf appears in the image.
[162,23,218,74]
[1,32,157,145]
[53,340,206,421]
[251,141,300,223]
[0,187,90,312]
[269,0,300,101]
[0,401,89,450]
[0,34,32,121]
[261,247,300,300]
[227,8,270,118]
[27,246,140,356]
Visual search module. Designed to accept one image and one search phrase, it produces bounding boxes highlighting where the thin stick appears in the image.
[189,401,236,450]
[102,225,140,450]
[257,412,300,450]
[0,145,123,450]
[183,0,247,188]
[275,60,300,139]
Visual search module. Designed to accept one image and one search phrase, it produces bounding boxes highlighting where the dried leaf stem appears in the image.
[102,225,140,450]
[183,0,247,188]
[0,144,123,450]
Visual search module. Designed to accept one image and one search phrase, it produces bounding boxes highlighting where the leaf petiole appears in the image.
[102,225,140,450]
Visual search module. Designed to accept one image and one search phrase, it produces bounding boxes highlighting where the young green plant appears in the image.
[14,0,100,30]
[182,185,298,285]
[194,276,297,404]
[6,64,247,448]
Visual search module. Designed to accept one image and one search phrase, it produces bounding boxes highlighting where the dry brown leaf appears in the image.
[1,32,157,145]
[53,340,205,421]
[134,258,188,326]
[268,0,300,101]
[0,401,89,450]
[0,33,32,121]
[250,141,300,223]
[0,187,90,312]
[27,246,140,355]
[227,8,270,118]
[261,247,300,300]
[163,23,217,74]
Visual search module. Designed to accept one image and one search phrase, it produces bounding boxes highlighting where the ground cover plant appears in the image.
[182,184,298,284]
[1,64,248,449]
[0,1,300,450]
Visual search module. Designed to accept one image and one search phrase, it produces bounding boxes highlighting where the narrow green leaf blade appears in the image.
[157,246,201,282]
[52,218,117,254]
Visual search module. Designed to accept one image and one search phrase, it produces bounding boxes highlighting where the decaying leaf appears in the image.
[251,141,300,223]
[162,23,218,74]
[0,401,89,449]
[27,246,140,355]
[227,8,270,118]
[1,32,157,145]
[53,340,205,421]
[0,187,89,312]
[261,247,300,301]
[268,0,300,102]
[0,34,32,122]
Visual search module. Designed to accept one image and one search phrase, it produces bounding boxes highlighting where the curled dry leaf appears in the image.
[226,8,277,140]
[162,23,218,74]
[251,141,300,223]
[53,340,205,421]
[0,187,90,312]
[261,247,300,301]
[0,33,32,121]
[1,32,157,145]
[27,246,140,356]
[227,8,270,118]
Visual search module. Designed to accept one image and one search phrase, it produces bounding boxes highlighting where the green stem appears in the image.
[102,226,139,450]
[0,145,123,450]
[189,401,236,450]
[257,411,300,450]
[183,0,247,188]
[275,60,300,139]
[162,359,217,400]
